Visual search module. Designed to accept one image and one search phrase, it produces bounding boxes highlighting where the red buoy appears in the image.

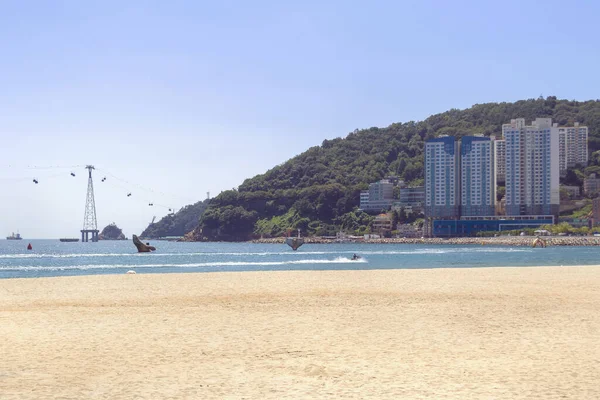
[27,243,32,250]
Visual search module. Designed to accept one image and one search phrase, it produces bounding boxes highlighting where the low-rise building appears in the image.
[396,223,422,238]
[372,213,393,234]
[496,198,506,215]
[383,176,402,186]
[584,174,600,196]
[396,186,425,214]
[561,185,581,199]
[392,204,419,215]
[432,215,555,237]
[593,197,600,226]
[558,217,591,228]
[359,179,394,213]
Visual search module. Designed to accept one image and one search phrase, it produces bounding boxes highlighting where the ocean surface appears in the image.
[1,239,599,279]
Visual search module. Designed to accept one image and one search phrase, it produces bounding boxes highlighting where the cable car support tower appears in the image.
[81,165,99,242]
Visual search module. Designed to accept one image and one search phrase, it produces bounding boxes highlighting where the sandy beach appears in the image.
[2,267,600,399]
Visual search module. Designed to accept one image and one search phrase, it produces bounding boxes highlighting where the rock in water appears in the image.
[99,223,127,240]
[132,234,156,252]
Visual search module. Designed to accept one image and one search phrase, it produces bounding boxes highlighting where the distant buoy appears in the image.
[27,243,32,250]
[126,270,136,274]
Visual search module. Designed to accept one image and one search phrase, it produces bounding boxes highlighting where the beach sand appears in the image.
[1,267,600,399]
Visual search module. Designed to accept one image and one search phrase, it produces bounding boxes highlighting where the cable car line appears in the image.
[95,168,198,203]
[1,165,191,217]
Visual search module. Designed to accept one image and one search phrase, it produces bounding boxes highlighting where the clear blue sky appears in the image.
[1,0,599,238]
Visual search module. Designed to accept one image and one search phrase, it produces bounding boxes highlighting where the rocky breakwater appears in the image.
[252,236,600,246]
[253,237,336,245]
[371,236,600,246]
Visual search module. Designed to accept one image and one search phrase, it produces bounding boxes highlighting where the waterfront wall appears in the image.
[252,236,600,247]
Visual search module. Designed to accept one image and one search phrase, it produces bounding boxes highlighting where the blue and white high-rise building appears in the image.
[425,136,460,218]
[504,118,559,217]
[460,136,495,216]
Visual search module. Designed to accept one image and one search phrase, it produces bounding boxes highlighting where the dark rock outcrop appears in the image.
[99,223,126,240]
[133,234,156,252]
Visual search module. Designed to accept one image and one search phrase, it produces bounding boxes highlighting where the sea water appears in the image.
[0,239,598,279]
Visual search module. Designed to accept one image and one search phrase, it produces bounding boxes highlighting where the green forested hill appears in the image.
[140,199,210,238]
[196,97,600,241]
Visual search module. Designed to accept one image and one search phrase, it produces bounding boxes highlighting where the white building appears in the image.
[396,223,422,238]
[424,136,460,218]
[460,136,496,216]
[557,122,588,175]
[359,179,394,213]
[393,186,425,214]
[503,118,559,217]
[494,138,506,184]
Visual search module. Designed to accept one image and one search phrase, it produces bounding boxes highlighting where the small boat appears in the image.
[59,238,80,242]
[6,232,22,240]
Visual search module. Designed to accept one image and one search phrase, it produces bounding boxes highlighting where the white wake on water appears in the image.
[0,257,368,271]
[0,247,530,260]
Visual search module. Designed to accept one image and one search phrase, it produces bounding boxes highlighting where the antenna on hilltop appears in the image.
[81,165,99,242]
[207,191,210,200]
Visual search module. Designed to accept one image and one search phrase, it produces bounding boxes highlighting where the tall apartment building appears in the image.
[557,122,588,174]
[496,121,586,180]
[460,136,496,216]
[424,136,460,218]
[494,138,506,184]
[503,118,559,217]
